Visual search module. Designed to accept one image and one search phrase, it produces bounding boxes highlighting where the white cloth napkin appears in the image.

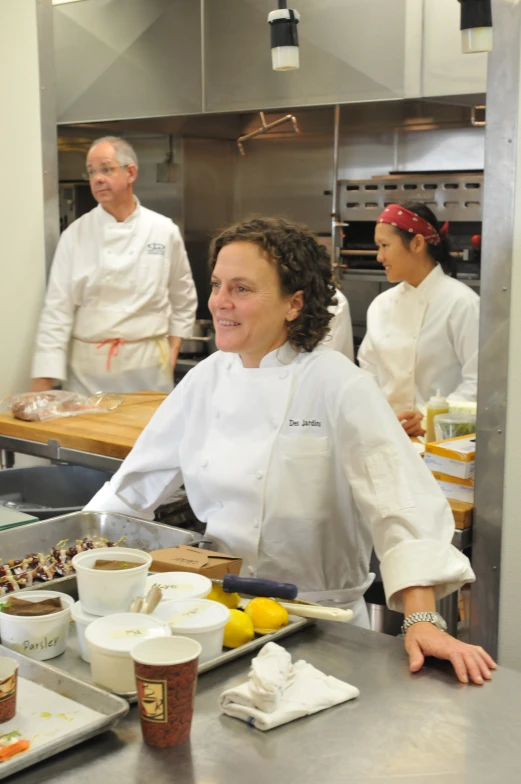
[219,642,359,731]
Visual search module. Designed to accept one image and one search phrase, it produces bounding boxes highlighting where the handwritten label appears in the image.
[23,635,60,652]
[151,582,194,592]
[167,604,211,627]
[110,627,147,639]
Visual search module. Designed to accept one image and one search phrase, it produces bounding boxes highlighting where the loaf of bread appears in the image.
[10,391,92,421]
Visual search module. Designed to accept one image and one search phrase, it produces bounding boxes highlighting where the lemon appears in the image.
[206,584,241,610]
[244,597,289,633]
[223,609,255,648]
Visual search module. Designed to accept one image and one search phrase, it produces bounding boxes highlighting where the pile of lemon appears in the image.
[207,585,289,649]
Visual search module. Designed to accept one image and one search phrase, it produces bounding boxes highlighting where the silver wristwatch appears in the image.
[401,611,448,635]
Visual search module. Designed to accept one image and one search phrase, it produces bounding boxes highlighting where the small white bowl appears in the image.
[71,600,98,663]
[72,547,152,616]
[152,599,230,664]
[0,590,74,661]
[146,572,212,603]
[86,612,170,694]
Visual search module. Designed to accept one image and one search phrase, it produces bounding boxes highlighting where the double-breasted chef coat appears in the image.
[358,264,479,414]
[31,199,197,395]
[86,343,474,615]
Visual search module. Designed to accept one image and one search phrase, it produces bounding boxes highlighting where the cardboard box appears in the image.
[424,434,476,480]
[432,471,474,504]
[149,545,242,578]
[448,499,474,530]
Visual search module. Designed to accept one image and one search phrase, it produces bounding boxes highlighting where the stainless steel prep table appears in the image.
[7,622,520,784]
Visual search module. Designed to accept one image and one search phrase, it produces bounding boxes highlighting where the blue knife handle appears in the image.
[222,575,298,600]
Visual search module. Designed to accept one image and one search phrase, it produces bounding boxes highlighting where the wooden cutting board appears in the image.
[0,392,167,460]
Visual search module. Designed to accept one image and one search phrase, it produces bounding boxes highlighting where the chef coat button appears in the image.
[216,501,223,508]
[215,410,220,419]
[256,472,264,480]
[202,459,208,468]
[248,566,255,576]
[227,362,232,370]
[253,519,259,529]
[279,371,288,379]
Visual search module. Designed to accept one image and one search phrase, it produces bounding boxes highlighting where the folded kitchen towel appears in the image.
[219,641,359,731]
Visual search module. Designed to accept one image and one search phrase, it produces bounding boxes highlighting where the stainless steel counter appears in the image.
[8,622,521,784]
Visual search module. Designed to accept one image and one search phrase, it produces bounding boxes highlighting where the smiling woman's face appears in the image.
[208,241,303,368]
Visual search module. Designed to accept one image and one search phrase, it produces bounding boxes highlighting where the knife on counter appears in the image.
[211,575,353,622]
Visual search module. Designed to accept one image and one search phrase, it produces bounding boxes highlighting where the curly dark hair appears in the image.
[208,217,336,352]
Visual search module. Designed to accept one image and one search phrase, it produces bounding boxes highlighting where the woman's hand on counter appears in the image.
[405,623,497,685]
[397,410,426,437]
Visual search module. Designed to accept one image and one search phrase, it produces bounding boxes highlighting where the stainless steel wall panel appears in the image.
[471,0,521,666]
[54,0,202,123]
[204,0,408,113]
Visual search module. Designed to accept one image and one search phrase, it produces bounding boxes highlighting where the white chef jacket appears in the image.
[358,265,479,414]
[323,289,354,361]
[85,343,474,612]
[31,199,197,392]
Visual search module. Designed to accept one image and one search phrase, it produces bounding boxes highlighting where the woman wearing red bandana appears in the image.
[358,203,479,436]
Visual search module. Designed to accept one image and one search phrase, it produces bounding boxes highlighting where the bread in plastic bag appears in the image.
[0,391,124,422]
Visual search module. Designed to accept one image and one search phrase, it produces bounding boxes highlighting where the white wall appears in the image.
[0,1,55,397]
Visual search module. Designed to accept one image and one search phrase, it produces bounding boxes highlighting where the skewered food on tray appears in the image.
[0,536,125,596]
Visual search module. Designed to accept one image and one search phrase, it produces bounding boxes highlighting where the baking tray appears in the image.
[0,511,204,596]
[0,643,128,779]
[52,614,311,702]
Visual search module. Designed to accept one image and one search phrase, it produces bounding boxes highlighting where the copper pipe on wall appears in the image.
[237,111,300,156]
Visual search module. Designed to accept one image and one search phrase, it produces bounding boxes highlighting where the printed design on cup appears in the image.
[134,659,198,747]
[0,674,16,704]
[0,662,18,725]
[136,678,167,723]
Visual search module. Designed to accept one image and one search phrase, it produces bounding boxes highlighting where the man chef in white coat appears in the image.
[86,216,494,686]
[31,136,197,395]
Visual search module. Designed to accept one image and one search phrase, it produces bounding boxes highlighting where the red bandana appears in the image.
[377,204,448,246]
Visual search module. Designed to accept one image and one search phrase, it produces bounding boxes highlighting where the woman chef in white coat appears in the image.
[86,217,494,685]
[358,203,479,436]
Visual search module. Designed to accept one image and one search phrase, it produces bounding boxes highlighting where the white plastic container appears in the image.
[71,600,99,663]
[0,590,74,661]
[72,547,153,616]
[146,572,212,603]
[152,599,230,664]
[86,612,170,694]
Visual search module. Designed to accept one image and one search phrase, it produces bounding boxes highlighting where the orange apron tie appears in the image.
[96,338,126,371]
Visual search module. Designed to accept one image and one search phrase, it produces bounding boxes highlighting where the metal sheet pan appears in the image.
[50,615,312,702]
[0,643,128,779]
[0,511,204,596]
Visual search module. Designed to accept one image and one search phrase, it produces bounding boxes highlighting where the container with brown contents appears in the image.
[92,560,137,571]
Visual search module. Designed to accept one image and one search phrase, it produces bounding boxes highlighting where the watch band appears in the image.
[401,611,447,635]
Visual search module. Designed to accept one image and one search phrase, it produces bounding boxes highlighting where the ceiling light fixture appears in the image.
[268,1,300,71]
[458,0,493,54]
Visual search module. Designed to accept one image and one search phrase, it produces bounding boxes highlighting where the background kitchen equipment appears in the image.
[0,466,112,521]
[336,171,483,352]
[179,319,217,358]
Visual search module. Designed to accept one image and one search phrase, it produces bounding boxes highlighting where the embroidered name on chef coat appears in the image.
[147,242,166,255]
[289,419,322,427]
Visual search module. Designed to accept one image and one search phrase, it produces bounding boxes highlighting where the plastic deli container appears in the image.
[146,572,212,603]
[0,590,74,661]
[86,613,171,694]
[72,547,153,616]
[152,599,230,664]
[71,600,99,663]
[434,413,477,441]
